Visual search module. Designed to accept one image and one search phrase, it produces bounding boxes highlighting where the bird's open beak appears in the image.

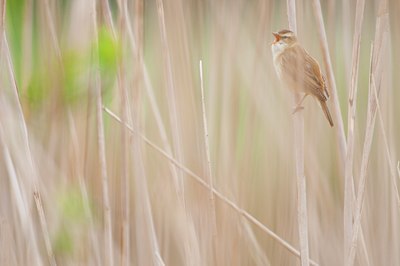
[272,32,280,44]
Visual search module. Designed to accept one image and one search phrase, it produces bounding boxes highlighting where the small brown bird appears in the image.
[271,29,334,127]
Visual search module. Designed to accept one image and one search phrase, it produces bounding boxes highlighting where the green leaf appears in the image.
[53,227,73,255]
[58,187,86,222]
[6,0,25,84]
[62,50,87,104]
[96,27,121,105]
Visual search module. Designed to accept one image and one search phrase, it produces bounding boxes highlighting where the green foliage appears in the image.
[62,50,88,104]
[24,26,122,107]
[53,187,90,256]
[96,27,121,105]
[57,187,87,222]
[98,27,120,71]
[6,0,25,84]
[26,68,47,107]
[53,227,73,255]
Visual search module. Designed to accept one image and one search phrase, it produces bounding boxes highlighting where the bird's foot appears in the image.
[292,105,304,114]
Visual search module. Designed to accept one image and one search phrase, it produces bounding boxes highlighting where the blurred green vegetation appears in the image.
[6,1,120,107]
[97,26,121,105]
[53,227,74,255]
[53,187,90,256]
[61,50,88,104]
[26,66,48,107]
[2,1,399,264]
[6,0,25,83]
[57,187,87,221]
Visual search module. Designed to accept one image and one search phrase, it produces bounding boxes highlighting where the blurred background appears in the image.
[0,0,399,265]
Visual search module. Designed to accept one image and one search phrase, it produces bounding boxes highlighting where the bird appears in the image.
[271,29,334,127]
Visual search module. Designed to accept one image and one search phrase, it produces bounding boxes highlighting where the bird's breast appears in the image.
[271,44,284,80]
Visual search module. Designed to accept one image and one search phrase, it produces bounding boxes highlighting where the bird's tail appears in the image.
[320,101,334,127]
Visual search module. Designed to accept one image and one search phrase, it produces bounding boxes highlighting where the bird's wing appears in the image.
[304,51,330,99]
[281,44,328,101]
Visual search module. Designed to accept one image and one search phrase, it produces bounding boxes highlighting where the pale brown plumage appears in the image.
[271,30,334,127]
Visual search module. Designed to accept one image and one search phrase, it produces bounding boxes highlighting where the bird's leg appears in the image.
[292,94,308,114]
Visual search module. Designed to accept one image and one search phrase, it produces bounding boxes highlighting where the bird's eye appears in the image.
[282,36,288,39]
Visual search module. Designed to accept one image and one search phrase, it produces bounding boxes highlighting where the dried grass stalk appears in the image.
[311,0,347,173]
[286,0,310,265]
[2,2,56,262]
[347,2,389,260]
[115,1,131,264]
[155,1,202,264]
[103,107,320,266]
[372,69,400,208]
[90,0,114,264]
[102,0,165,264]
[121,5,200,263]
[199,60,218,252]
[343,0,365,261]
[155,0,185,192]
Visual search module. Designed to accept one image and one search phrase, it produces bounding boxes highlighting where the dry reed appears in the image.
[104,107,319,266]
[286,0,310,265]
[344,0,365,261]
[1,1,399,265]
[90,0,114,264]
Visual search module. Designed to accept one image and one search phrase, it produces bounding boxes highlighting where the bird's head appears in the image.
[272,30,297,47]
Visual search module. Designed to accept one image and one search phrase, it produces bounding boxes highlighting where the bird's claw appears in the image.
[292,106,304,114]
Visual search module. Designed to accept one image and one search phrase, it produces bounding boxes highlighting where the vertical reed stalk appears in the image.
[311,0,347,174]
[43,0,62,63]
[343,0,365,261]
[199,60,218,259]
[67,112,101,265]
[286,1,310,265]
[0,133,42,265]
[347,1,389,264]
[117,7,130,266]
[107,1,164,264]
[372,78,400,208]
[2,0,56,262]
[155,1,201,264]
[104,107,320,266]
[155,0,185,193]
[121,6,200,264]
[90,0,114,264]
[346,43,376,266]
[3,27,57,266]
